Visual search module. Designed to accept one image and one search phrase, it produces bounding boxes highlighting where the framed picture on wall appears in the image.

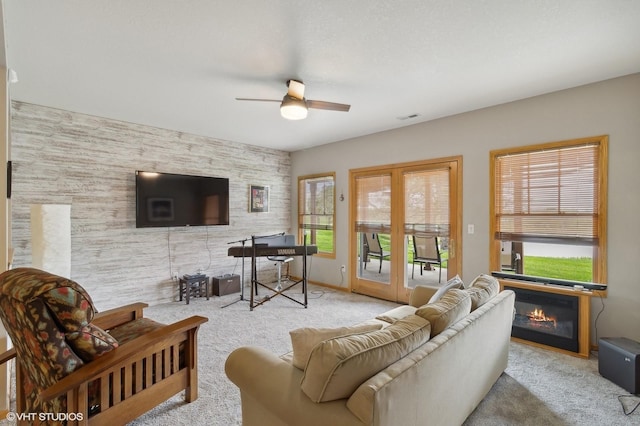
[249,185,269,213]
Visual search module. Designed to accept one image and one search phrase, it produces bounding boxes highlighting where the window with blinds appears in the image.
[490,136,608,284]
[298,173,335,256]
[354,174,391,235]
[404,168,450,238]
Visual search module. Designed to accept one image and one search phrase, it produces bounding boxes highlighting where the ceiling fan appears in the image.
[236,79,351,120]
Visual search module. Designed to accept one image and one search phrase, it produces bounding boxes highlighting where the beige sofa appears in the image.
[225,275,515,426]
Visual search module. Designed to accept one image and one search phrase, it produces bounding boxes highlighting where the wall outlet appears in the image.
[340,265,346,272]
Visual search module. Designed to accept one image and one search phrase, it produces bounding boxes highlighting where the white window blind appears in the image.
[494,143,601,245]
[355,174,391,234]
[299,175,334,231]
[404,168,450,237]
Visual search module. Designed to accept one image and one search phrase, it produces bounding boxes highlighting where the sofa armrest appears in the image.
[225,346,362,426]
[409,285,439,307]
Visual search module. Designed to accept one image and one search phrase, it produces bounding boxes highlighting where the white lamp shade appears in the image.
[30,204,71,278]
[280,95,308,120]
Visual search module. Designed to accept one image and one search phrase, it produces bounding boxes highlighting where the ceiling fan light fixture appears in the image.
[280,95,308,120]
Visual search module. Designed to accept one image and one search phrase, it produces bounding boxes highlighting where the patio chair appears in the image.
[412,235,442,282]
[363,233,390,273]
[0,267,208,426]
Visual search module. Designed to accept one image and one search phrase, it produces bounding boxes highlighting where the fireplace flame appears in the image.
[527,308,557,326]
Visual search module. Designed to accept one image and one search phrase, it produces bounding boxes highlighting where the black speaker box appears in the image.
[598,337,640,394]
[212,274,240,296]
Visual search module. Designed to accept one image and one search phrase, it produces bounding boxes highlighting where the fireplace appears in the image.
[505,286,579,353]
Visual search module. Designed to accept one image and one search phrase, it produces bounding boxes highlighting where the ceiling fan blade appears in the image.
[306,100,351,112]
[287,79,305,99]
[235,98,281,103]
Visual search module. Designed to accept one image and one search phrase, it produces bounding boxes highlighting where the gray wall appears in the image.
[10,102,291,310]
[291,73,640,344]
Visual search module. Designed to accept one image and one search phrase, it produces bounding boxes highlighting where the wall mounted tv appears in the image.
[135,171,229,228]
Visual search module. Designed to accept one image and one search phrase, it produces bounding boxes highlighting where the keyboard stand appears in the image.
[249,236,310,311]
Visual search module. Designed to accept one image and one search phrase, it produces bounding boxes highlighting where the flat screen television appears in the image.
[135,171,229,228]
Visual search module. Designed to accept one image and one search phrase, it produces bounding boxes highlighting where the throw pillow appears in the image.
[65,323,119,362]
[467,274,499,308]
[469,274,500,293]
[289,322,384,370]
[375,305,417,324]
[300,315,431,403]
[427,274,465,304]
[43,285,96,332]
[416,288,471,336]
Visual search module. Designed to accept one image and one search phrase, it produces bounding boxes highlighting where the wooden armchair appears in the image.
[0,267,208,426]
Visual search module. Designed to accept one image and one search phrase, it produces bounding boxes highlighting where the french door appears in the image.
[350,157,461,304]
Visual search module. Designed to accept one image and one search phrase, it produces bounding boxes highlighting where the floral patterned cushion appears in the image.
[43,285,95,332]
[65,323,119,362]
[108,318,165,344]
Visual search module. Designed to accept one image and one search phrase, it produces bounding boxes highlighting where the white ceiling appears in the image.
[3,1,640,152]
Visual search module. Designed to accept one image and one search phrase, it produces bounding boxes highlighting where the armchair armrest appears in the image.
[93,302,149,330]
[40,315,208,402]
[409,285,440,307]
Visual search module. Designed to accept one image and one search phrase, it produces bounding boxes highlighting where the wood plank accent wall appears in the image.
[9,101,291,309]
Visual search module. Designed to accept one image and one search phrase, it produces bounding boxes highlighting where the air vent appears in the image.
[397,113,420,121]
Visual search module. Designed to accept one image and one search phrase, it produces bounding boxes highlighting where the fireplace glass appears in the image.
[505,286,579,353]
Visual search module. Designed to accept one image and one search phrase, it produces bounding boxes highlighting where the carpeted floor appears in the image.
[129,284,638,426]
[2,283,638,425]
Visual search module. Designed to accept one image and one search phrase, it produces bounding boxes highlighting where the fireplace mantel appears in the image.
[499,278,606,358]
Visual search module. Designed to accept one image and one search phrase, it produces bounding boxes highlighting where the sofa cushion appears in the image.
[465,274,500,311]
[469,274,500,292]
[300,314,431,403]
[427,274,465,304]
[289,322,384,370]
[375,305,417,324]
[415,288,471,336]
[65,324,119,362]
